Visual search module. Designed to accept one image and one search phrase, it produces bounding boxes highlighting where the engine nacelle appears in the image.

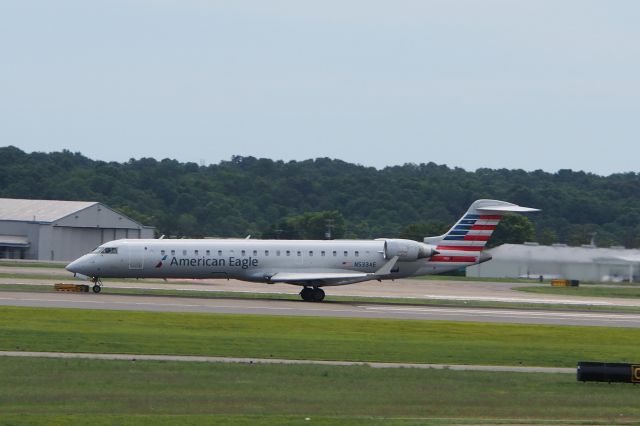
[382,239,439,261]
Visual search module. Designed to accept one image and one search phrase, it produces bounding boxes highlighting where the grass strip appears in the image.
[518,285,640,299]
[0,357,639,423]
[0,273,130,281]
[0,261,65,269]
[413,275,542,284]
[1,306,639,367]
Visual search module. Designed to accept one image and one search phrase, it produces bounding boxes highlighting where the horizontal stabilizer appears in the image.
[476,204,540,213]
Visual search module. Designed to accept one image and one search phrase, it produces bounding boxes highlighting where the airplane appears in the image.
[66,199,538,301]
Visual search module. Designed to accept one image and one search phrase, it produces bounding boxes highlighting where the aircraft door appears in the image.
[128,245,144,270]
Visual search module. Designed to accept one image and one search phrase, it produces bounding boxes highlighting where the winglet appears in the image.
[374,255,399,276]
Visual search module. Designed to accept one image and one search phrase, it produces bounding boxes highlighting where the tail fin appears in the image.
[424,199,539,252]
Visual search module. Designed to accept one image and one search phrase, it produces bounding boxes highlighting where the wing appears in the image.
[267,271,371,286]
[265,256,400,287]
[269,272,371,281]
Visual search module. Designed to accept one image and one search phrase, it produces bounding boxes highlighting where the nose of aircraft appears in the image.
[65,258,80,274]
[66,255,90,276]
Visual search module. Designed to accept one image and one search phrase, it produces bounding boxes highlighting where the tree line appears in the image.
[1,146,639,248]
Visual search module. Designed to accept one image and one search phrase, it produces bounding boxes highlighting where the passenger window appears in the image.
[161,250,165,256]
[253,250,257,256]
[297,251,301,257]
[308,251,313,256]
[321,251,325,256]
[276,250,281,256]
[195,250,199,256]
[241,250,246,256]
[182,250,187,256]
[355,251,359,257]
[344,251,348,257]
[286,250,291,256]
[218,250,222,256]
[171,250,175,256]
[265,250,269,256]
[206,250,210,256]
[332,251,337,256]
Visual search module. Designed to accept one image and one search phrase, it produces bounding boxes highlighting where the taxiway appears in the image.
[2,264,640,327]
[1,290,639,327]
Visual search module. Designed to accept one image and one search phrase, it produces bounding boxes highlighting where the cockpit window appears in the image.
[100,247,118,254]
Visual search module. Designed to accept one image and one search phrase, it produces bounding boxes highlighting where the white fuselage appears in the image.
[66,238,472,286]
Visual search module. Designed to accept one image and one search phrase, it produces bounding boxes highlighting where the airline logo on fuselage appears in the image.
[155,255,168,268]
[167,256,258,269]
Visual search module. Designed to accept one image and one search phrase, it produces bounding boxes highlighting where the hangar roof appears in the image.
[0,198,98,223]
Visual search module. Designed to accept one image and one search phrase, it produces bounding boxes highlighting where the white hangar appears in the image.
[467,243,640,283]
[0,198,155,261]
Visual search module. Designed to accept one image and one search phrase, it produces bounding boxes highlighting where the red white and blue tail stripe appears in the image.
[425,200,539,264]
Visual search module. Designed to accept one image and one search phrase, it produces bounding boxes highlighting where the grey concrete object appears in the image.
[467,243,640,283]
[0,198,154,261]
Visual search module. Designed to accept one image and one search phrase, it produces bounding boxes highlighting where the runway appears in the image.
[1,290,640,327]
[3,273,640,307]
[2,264,640,326]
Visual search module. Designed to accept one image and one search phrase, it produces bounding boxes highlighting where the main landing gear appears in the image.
[90,277,103,294]
[300,286,325,302]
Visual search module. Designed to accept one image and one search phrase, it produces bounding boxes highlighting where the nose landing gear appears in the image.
[300,286,325,302]
[90,277,103,294]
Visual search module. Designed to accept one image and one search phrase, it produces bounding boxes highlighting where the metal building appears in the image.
[0,198,155,261]
[467,243,640,283]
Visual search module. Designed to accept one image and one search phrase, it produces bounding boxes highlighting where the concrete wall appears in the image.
[468,259,594,281]
[468,254,638,282]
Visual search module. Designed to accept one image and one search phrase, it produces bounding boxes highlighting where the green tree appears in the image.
[262,211,346,240]
[399,222,449,242]
[176,213,200,237]
[488,214,536,248]
[2,145,640,247]
[537,228,558,245]
[116,206,153,228]
[566,224,599,247]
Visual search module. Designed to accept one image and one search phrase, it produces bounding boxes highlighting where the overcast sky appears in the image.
[1,1,638,175]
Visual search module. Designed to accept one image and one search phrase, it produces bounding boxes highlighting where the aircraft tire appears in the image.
[300,287,313,302]
[312,287,325,302]
[92,284,101,294]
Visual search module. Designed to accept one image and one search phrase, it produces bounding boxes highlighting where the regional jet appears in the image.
[66,199,538,301]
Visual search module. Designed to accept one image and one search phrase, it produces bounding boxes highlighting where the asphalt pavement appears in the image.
[1,290,640,327]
